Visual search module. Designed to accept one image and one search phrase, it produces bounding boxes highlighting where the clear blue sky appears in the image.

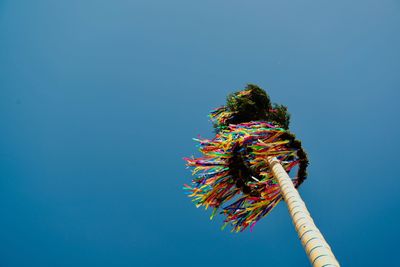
[1,1,399,266]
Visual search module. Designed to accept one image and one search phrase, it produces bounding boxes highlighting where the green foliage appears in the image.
[226,84,271,123]
[269,103,291,130]
[222,84,291,129]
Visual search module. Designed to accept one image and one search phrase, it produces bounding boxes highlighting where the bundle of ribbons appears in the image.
[184,86,308,232]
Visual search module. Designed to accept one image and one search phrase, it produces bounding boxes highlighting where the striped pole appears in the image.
[267,157,340,267]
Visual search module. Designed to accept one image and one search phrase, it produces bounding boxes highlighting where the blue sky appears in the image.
[0,1,399,266]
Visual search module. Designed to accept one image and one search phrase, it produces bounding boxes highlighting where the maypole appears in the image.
[184,84,340,266]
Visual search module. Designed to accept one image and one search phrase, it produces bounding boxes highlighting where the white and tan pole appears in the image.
[267,157,340,267]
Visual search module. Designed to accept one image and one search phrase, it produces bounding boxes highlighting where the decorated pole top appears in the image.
[184,84,309,232]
